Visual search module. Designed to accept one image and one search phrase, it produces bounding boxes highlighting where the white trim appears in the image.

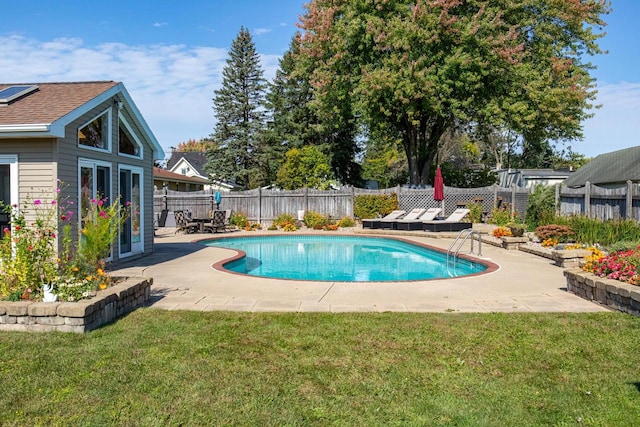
[117,115,143,160]
[78,109,112,153]
[0,154,18,209]
[0,124,50,133]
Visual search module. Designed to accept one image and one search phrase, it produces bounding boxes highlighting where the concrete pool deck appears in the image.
[111,228,609,314]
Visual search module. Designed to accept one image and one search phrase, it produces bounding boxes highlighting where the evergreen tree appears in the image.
[206,27,267,190]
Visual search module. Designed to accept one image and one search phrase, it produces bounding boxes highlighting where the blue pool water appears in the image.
[204,235,487,282]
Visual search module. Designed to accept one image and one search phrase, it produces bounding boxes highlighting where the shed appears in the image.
[0,81,164,261]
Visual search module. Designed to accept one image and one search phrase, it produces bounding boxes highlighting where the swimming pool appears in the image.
[204,235,489,282]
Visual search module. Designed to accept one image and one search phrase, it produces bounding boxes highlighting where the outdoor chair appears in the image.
[223,209,232,231]
[381,208,426,230]
[174,210,199,234]
[422,208,472,232]
[204,210,227,233]
[361,210,406,229]
[395,207,442,231]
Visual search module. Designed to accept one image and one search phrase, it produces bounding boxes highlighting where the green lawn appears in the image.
[1,310,639,426]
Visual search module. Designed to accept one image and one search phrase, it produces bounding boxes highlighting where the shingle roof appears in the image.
[0,81,119,125]
[563,146,640,187]
[166,151,208,176]
[153,167,209,184]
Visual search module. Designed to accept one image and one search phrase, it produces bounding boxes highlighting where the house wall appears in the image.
[0,138,57,219]
[56,98,155,261]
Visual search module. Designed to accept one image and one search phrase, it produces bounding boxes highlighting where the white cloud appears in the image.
[580,81,640,157]
[0,35,280,158]
[153,22,168,27]
[254,28,272,36]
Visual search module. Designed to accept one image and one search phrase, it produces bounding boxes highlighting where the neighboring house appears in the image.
[563,146,640,189]
[166,151,241,191]
[496,168,573,188]
[153,167,209,191]
[0,81,164,261]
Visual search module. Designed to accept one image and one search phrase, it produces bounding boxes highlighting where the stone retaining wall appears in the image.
[0,277,152,333]
[564,269,640,316]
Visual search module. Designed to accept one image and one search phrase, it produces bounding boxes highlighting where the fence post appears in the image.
[584,181,591,217]
[258,187,262,224]
[511,184,516,217]
[627,180,633,220]
[492,184,498,209]
[304,187,309,213]
[163,186,168,211]
[555,183,560,216]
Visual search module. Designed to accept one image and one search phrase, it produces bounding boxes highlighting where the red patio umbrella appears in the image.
[433,165,445,211]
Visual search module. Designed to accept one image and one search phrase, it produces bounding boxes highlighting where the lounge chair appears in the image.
[361,210,406,229]
[174,210,199,234]
[395,207,442,231]
[380,208,426,230]
[422,208,472,232]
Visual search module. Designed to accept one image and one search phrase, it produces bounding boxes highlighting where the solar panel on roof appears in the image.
[0,85,39,104]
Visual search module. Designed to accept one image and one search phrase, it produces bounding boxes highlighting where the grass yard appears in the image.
[1,310,639,426]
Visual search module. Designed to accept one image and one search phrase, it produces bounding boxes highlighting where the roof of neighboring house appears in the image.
[166,151,208,176]
[0,81,164,161]
[563,146,640,187]
[496,168,572,187]
[153,167,209,184]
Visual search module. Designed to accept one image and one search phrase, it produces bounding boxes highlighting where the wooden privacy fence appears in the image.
[154,184,532,225]
[559,181,640,221]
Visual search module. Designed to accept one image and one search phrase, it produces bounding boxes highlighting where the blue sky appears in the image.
[0,0,637,161]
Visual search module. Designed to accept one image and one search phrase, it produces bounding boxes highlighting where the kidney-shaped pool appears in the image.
[203,235,495,282]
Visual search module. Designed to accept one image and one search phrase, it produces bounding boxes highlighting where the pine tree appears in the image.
[206,27,267,190]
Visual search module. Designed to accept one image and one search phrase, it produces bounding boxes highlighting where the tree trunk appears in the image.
[402,114,449,187]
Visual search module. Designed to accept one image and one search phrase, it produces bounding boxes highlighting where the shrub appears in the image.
[466,202,483,224]
[534,224,574,242]
[353,193,399,220]
[492,227,512,238]
[323,224,339,231]
[273,213,297,228]
[488,205,518,226]
[303,210,328,229]
[525,184,556,229]
[230,212,249,228]
[267,224,278,231]
[338,216,355,228]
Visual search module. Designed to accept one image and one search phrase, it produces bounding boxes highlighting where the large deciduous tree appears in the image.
[206,27,268,190]
[297,0,609,186]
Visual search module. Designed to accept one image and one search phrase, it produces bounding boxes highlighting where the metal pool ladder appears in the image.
[446,229,483,269]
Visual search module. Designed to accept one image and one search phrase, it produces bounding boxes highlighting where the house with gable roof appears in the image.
[0,81,164,261]
[166,150,241,191]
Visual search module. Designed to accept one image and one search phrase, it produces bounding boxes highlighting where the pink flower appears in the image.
[34,199,41,205]
[99,211,109,219]
[51,200,57,205]
[91,198,96,204]
[97,199,104,207]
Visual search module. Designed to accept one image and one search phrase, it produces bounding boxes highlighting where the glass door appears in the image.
[119,166,143,256]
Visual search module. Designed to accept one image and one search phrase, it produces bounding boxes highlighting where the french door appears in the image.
[119,166,143,256]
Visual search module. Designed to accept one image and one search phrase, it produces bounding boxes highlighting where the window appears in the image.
[78,111,110,150]
[118,116,143,158]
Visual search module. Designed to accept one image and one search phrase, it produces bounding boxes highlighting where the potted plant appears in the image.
[507,222,527,237]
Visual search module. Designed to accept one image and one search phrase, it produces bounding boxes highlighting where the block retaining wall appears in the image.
[0,277,152,333]
[564,269,640,317]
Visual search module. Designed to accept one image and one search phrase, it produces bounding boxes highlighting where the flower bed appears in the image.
[564,269,640,317]
[0,276,151,333]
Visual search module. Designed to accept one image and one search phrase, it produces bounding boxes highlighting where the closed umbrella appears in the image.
[433,166,445,212]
